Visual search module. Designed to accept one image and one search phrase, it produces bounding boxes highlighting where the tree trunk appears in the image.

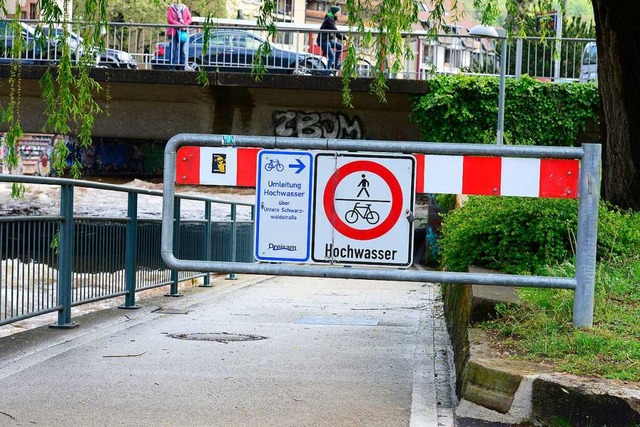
[592,1,640,210]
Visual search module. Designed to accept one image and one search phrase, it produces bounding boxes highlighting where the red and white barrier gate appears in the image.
[176,146,579,199]
[163,136,601,327]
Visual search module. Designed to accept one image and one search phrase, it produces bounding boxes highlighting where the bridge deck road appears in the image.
[0,274,456,427]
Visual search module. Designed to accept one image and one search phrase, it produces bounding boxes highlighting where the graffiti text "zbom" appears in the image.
[273,111,364,139]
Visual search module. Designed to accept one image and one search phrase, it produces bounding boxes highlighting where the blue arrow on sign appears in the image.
[289,158,306,174]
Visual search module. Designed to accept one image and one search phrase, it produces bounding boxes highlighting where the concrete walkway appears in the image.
[0,274,456,427]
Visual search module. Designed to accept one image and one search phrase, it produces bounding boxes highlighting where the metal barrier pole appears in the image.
[200,201,213,287]
[167,197,182,297]
[51,184,78,329]
[573,143,601,327]
[121,192,140,309]
[226,203,237,280]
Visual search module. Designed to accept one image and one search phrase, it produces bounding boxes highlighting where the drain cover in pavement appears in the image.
[295,315,380,326]
[153,308,189,314]
[167,332,268,343]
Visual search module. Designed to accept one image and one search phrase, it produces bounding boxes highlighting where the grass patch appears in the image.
[481,257,640,381]
[438,197,640,381]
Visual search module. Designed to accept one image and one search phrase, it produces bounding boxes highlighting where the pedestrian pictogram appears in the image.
[356,174,370,198]
[312,153,416,267]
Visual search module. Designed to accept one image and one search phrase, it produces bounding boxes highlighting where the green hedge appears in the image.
[440,197,640,275]
[440,197,577,274]
[411,74,600,146]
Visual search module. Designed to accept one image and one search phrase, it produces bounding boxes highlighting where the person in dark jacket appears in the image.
[317,6,345,74]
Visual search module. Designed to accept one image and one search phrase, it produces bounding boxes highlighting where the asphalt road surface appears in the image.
[0,274,457,426]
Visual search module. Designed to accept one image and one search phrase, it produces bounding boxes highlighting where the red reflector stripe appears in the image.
[415,154,425,194]
[175,146,200,184]
[237,148,261,187]
[462,156,501,195]
[539,159,580,198]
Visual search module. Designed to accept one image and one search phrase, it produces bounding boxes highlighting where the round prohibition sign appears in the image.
[323,160,403,240]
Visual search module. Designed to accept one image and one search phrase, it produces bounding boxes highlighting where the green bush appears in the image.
[440,197,578,274]
[410,74,600,146]
[597,203,640,260]
[440,197,640,275]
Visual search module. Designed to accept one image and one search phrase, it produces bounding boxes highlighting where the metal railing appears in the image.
[0,19,595,81]
[0,174,255,328]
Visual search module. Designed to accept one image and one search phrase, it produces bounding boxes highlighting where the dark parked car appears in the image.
[150,29,326,75]
[0,20,46,64]
[42,26,138,69]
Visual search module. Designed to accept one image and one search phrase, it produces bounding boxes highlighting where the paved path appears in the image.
[0,274,456,426]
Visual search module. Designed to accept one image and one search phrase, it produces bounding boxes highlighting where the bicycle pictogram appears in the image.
[264,158,284,172]
[344,202,380,225]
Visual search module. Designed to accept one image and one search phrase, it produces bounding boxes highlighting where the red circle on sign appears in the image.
[323,160,403,240]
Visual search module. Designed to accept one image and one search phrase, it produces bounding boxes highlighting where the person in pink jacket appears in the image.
[167,0,192,70]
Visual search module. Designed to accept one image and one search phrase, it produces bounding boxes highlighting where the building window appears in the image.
[444,48,462,69]
[274,0,293,20]
[277,0,293,15]
[29,3,37,19]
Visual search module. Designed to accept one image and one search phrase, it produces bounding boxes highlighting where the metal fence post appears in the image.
[200,200,213,287]
[167,197,183,297]
[226,203,237,280]
[573,143,601,327]
[120,192,140,309]
[51,184,78,329]
[515,38,523,78]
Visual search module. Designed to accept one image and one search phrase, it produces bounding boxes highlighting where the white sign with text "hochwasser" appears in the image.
[312,153,416,267]
[254,150,314,262]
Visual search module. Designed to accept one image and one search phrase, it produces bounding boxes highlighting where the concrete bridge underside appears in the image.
[0,67,428,142]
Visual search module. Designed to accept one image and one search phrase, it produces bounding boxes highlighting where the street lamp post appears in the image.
[469,25,507,145]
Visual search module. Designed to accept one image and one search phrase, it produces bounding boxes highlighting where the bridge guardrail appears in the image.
[0,19,595,81]
[0,174,255,328]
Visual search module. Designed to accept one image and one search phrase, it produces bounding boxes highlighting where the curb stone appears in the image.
[456,314,640,426]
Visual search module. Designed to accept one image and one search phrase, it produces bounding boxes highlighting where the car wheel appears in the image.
[292,58,318,76]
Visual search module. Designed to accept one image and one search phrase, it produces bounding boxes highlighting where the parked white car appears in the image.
[579,41,597,83]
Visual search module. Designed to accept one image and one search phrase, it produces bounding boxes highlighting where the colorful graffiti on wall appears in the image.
[66,138,165,177]
[1,134,165,177]
[0,133,63,176]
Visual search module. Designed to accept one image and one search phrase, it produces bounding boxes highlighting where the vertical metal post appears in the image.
[120,192,140,309]
[553,5,563,80]
[497,37,507,145]
[200,201,213,287]
[250,205,256,244]
[573,143,601,327]
[514,38,523,78]
[226,204,238,280]
[166,197,183,297]
[51,184,77,329]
